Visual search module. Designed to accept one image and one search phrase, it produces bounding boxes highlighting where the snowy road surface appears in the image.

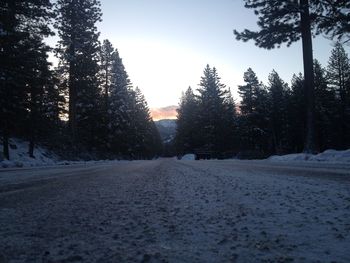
[0,159,350,263]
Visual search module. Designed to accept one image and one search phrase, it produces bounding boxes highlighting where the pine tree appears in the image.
[313,60,337,150]
[0,0,54,160]
[131,87,161,159]
[196,65,233,154]
[315,1,350,42]
[108,48,133,155]
[23,39,54,157]
[175,87,199,154]
[288,73,306,152]
[55,0,102,151]
[238,68,269,153]
[100,39,115,111]
[222,88,238,154]
[99,39,117,150]
[327,42,350,148]
[238,68,259,115]
[234,0,319,153]
[267,70,289,154]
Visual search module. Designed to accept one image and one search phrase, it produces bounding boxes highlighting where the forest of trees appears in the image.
[175,43,350,158]
[1,0,349,161]
[0,0,162,160]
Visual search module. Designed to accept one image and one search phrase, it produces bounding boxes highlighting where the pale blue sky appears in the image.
[50,0,350,108]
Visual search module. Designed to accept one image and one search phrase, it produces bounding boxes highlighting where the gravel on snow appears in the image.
[0,159,350,262]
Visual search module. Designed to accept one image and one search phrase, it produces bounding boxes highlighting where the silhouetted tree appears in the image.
[234,0,349,153]
[196,65,234,154]
[327,42,350,148]
[287,73,306,152]
[312,60,337,150]
[55,0,102,150]
[267,70,289,154]
[315,1,350,43]
[107,48,133,155]
[0,0,54,159]
[238,68,269,153]
[223,88,238,152]
[100,39,115,111]
[175,87,199,154]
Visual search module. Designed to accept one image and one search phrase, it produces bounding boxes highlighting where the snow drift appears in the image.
[269,149,350,163]
[0,138,59,168]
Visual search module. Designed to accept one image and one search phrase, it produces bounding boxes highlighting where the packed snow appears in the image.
[180,153,196,160]
[0,159,349,262]
[2,137,350,169]
[0,138,121,169]
[269,149,350,163]
[0,138,59,168]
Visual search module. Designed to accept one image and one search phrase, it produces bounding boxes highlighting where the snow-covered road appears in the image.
[0,159,349,262]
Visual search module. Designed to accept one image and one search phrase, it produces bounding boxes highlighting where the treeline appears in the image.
[0,0,162,160]
[175,43,350,158]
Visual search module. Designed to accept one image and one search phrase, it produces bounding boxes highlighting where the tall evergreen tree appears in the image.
[100,39,115,111]
[107,48,133,155]
[288,73,306,152]
[238,68,269,153]
[175,87,199,154]
[99,39,117,150]
[315,1,350,42]
[0,0,54,159]
[196,65,233,154]
[223,88,238,152]
[267,70,289,154]
[313,60,337,150]
[129,87,162,159]
[55,0,102,150]
[326,42,350,148]
[233,0,349,153]
[23,39,56,157]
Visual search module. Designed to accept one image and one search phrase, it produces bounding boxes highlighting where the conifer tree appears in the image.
[267,70,290,154]
[221,88,239,154]
[55,0,102,150]
[100,39,115,111]
[0,0,54,159]
[238,68,269,153]
[327,42,350,148]
[238,68,259,115]
[234,0,321,153]
[313,60,337,150]
[288,73,306,152]
[196,65,233,154]
[175,87,199,154]
[234,1,349,153]
[23,39,55,157]
[129,87,162,159]
[99,39,117,150]
[108,48,133,155]
[315,1,350,42]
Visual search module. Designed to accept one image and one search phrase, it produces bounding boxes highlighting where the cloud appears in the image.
[151,105,178,121]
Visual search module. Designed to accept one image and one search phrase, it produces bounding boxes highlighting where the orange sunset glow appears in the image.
[151,105,178,121]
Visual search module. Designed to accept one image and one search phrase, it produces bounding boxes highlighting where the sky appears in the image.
[48,0,349,119]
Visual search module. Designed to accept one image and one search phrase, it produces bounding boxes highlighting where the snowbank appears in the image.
[269,149,350,163]
[0,138,59,168]
[180,154,196,161]
[0,138,129,169]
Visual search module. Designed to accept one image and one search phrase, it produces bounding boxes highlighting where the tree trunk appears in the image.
[3,127,10,160]
[68,45,77,144]
[28,140,35,158]
[28,85,37,159]
[300,0,317,153]
[105,63,109,110]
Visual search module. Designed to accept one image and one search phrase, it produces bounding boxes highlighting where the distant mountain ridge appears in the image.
[155,119,177,143]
